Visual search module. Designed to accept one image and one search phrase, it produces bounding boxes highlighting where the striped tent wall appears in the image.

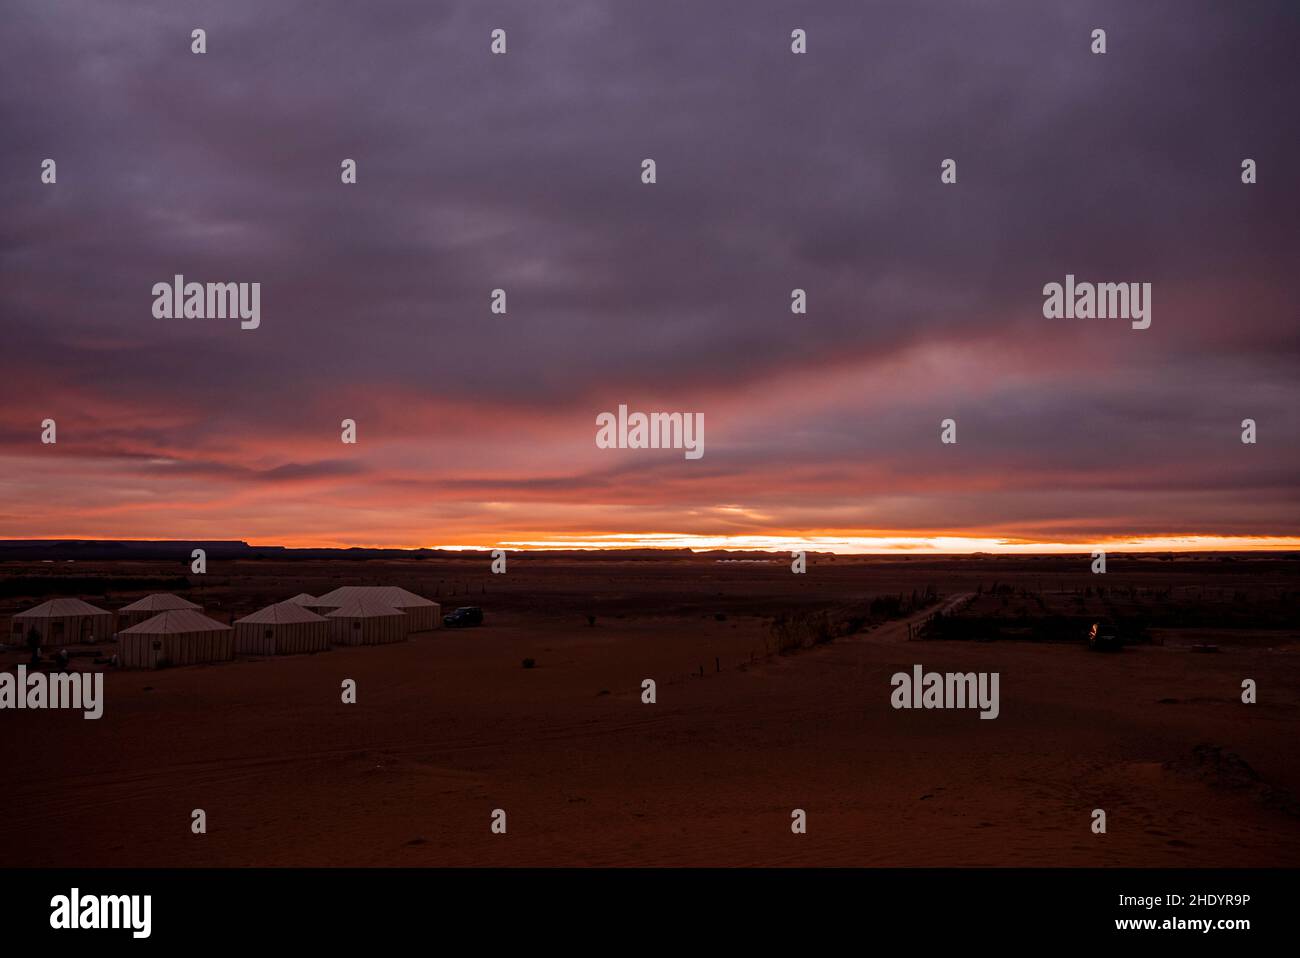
[11,611,114,647]
[234,619,330,656]
[329,612,407,646]
[398,604,440,633]
[119,629,234,669]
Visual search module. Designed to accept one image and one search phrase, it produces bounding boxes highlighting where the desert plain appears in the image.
[1,552,1297,867]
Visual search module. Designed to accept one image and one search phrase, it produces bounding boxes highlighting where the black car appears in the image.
[444,606,484,628]
[1087,620,1121,651]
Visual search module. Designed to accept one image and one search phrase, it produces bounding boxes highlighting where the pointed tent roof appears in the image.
[16,597,112,618]
[119,609,231,635]
[300,592,346,608]
[285,593,317,605]
[234,601,328,626]
[313,586,437,609]
[326,597,407,619]
[118,593,201,613]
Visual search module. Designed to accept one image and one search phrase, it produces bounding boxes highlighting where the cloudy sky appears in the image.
[1,0,1297,551]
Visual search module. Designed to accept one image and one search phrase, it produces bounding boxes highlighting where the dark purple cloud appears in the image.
[1,0,1296,546]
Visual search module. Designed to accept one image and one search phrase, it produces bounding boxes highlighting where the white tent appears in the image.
[299,593,345,618]
[285,593,317,606]
[327,597,407,646]
[233,601,330,656]
[11,597,114,647]
[118,609,233,669]
[312,586,441,632]
[117,593,202,629]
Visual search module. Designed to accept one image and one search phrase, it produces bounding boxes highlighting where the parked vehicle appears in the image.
[444,606,483,628]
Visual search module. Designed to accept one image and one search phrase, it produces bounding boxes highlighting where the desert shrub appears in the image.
[870,595,902,618]
[768,611,834,653]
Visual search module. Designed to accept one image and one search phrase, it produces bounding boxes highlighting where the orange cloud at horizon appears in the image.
[11,533,1296,556]
[474,534,1300,555]
[1,328,1294,551]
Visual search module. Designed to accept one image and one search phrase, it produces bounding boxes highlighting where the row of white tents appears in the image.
[8,586,441,669]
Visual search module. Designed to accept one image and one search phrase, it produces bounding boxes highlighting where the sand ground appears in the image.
[3,561,1298,867]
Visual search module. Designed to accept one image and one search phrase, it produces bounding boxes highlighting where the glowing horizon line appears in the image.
[435,534,1300,555]
[6,534,1299,555]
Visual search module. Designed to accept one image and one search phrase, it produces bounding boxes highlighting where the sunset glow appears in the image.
[485,535,1300,555]
[2,1,1296,553]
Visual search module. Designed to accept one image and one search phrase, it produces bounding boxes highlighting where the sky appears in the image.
[1,1,1297,553]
